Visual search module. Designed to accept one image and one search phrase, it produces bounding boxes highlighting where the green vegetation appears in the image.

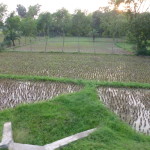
[116,42,150,54]
[116,42,134,52]
[1,1,150,55]
[0,87,149,149]
[0,74,150,89]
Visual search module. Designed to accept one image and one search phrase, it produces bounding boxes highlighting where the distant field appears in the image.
[11,37,131,55]
[116,42,150,53]
[0,52,149,83]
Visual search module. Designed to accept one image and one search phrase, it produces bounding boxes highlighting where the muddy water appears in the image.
[97,88,150,135]
[0,79,81,110]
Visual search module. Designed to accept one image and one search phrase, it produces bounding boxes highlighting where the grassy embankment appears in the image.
[0,87,150,150]
[0,74,150,89]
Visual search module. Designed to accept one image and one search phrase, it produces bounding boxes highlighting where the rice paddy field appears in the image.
[0,37,150,149]
[0,79,81,110]
[0,52,149,83]
[98,87,150,135]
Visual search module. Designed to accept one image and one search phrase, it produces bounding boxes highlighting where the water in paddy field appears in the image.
[97,88,150,135]
[0,79,81,110]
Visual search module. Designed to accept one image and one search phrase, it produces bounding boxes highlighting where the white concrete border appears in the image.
[0,122,96,150]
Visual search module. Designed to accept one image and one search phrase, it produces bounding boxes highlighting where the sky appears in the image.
[0,0,110,14]
[1,0,149,14]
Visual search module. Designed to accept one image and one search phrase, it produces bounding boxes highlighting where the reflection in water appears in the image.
[97,88,150,135]
[0,79,81,110]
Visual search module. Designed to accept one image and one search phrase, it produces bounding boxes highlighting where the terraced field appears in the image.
[0,52,149,83]
[0,79,81,110]
[97,87,150,134]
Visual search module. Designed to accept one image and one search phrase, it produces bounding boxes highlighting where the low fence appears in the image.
[2,36,129,54]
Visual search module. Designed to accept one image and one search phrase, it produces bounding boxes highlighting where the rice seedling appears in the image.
[97,87,150,134]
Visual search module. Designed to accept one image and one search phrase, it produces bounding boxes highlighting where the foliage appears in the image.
[0,2,149,55]
[0,3,7,22]
[72,10,91,36]
[26,4,41,19]
[100,10,127,38]
[0,3,7,29]
[37,12,52,36]
[109,0,147,13]
[91,10,103,37]
[3,13,21,46]
[52,8,71,35]
[21,18,37,37]
[129,12,150,55]
[88,29,99,42]
[16,4,27,18]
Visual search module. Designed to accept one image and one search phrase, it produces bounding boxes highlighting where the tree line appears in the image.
[0,0,150,55]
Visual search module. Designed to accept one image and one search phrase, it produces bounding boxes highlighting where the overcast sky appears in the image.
[1,0,149,14]
[0,0,110,14]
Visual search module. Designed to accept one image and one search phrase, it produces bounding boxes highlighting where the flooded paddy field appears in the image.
[97,87,150,134]
[0,79,81,110]
[0,52,150,83]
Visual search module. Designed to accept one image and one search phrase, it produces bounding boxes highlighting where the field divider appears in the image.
[0,74,150,89]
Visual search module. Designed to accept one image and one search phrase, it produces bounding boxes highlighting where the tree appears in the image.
[0,3,7,26]
[52,8,71,51]
[37,12,52,36]
[100,10,127,39]
[52,8,71,35]
[37,12,52,51]
[26,4,41,19]
[16,4,27,18]
[109,0,150,55]
[129,12,150,55]
[72,10,91,36]
[21,18,37,44]
[91,10,103,37]
[3,12,21,46]
[109,0,149,16]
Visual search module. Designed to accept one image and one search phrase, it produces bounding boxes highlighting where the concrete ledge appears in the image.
[9,143,45,150]
[0,122,13,148]
[0,122,96,150]
[45,128,96,150]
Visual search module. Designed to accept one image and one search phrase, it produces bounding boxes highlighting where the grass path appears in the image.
[0,74,150,89]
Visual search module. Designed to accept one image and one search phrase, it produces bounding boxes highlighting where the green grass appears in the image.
[0,74,150,89]
[0,87,149,149]
[9,37,129,55]
[116,42,135,52]
[116,42,150,53]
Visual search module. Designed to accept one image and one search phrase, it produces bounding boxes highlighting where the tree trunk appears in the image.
[30,37,32,51]
[77,36,80,53]
[62,31,65,52]
[12,40,15,46]
[45,36,48,52]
